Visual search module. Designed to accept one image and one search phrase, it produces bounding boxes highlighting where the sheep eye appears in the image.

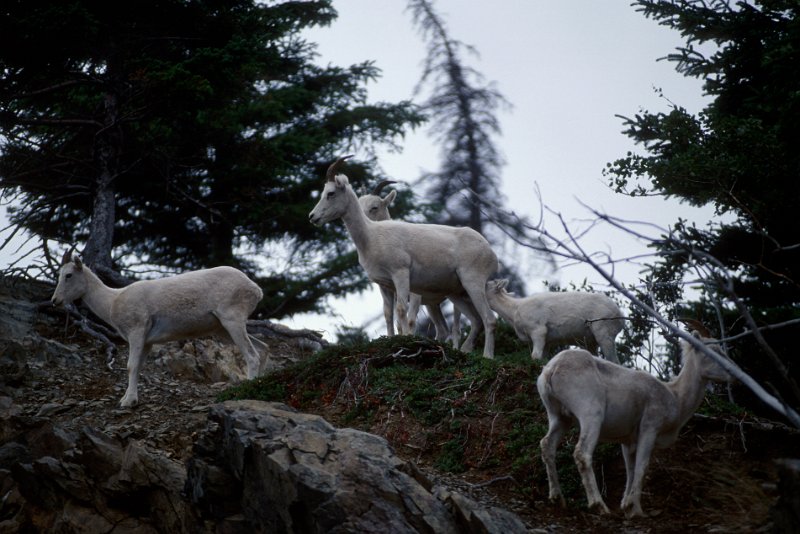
[326,192,335,199]
[65,273,72,279]
[370,207,377,212]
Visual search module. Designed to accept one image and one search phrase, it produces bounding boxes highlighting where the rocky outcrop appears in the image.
[186,400,529,533]
[0,275,530,532]
[0,405,194,532]
[1,397,528,533]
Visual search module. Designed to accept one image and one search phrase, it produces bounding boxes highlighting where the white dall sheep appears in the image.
[51,251,266,407]
[537,325,733,518]
[310,155,498,358]
[358,180,425,335]
[486,279,623,363]
[358,180,480,349]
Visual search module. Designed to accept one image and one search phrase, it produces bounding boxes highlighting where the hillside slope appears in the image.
[1,275,798,532]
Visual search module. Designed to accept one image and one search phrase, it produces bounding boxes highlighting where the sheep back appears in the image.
[540,349,676,439]
[110,267,262,342]
[361,222,498,298]
[514,292,623,344]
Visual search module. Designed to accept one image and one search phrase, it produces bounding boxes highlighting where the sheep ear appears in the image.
[73,256,84,270]
[383,190,397,206]
[62,249,72,265]
[334,174,349,188]
[498,279,510,290]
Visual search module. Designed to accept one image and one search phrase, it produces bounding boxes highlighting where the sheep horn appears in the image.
[372,180,397,195]
[326,155,354,182]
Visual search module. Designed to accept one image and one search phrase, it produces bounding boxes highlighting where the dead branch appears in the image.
[478,198,800,428]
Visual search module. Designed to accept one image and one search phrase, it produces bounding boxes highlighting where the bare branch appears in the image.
[479,196,800,428]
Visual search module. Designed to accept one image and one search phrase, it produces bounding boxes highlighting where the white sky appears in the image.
[283,0,716,339]
[1,1,718,342]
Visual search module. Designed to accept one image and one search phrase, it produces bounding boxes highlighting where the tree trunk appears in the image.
[82,91,126,286]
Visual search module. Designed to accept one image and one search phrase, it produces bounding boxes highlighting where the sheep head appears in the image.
[677,320,734,383]
[309,155,354,226]
[358,180,397,222]
[486,278,511,294]
[51,250,87,306]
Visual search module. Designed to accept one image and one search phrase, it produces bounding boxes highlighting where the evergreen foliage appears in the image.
[0,0,424,317]
[605,0,800,407]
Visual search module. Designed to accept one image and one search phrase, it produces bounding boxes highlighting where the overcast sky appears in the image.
[284,0,716,338]
[0,1,719,341]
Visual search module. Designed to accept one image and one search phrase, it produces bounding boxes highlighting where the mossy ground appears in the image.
[219,324,797,530]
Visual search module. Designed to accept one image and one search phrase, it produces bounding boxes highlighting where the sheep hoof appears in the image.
[119,395,138,408]
[623,506,646,519]
[588,501,611,515]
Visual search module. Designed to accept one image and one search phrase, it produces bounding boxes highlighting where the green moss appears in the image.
[216,328,738,506]
[436,437,466,473]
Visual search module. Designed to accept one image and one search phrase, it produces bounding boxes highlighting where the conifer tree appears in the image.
[407,0,553,290]
[0,0,423,317]
[606,0,800,405]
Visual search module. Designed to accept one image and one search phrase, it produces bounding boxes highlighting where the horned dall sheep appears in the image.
[310,155,498,358]
[51,250,266,407]
[358,180,481,350]
[537,325,733,517]
[486,279,623,363]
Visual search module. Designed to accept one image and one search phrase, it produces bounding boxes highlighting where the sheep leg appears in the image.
[391,271,412,335]
[540,413,568,507]
[621,429,657,518]
[217,316,262,379]
[408,293,422,334]
[120,333,150,408]
[573,421,610,514]
[379,286,396,336]
[529,326,547,360]
[450,301,462,347]
[248,334,273,374]
[425,302,449,342]
[449,295,482,353]
[620,442,637,507]
[597,336,620,364]
[457,274,495,358]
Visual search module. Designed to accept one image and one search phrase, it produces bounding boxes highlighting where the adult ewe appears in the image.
[51,251,266,407]
[537,324,733,517]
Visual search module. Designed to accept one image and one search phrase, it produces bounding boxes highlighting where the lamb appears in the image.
[50,250,266,407]
[358,180,479,349]
[486,279,623,363]
[537,324,733,517]
[310,155,498,358]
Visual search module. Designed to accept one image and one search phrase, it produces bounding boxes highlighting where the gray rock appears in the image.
[186,400,528,533]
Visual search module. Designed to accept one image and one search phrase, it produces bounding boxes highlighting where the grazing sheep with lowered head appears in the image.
[51,250,266,407]
[486,279,623,363]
